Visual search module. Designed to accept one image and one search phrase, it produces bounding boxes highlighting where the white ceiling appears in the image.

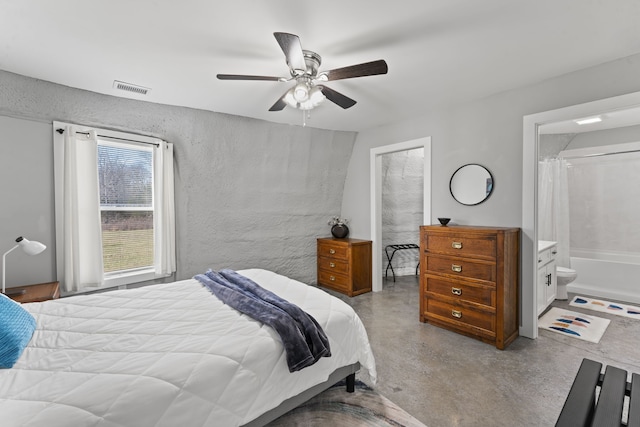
[2,0,640,132]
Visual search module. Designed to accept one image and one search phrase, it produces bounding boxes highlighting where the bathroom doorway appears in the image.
[522,90,640,338]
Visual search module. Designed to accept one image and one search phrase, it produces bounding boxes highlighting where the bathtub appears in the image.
[568,249,640,305]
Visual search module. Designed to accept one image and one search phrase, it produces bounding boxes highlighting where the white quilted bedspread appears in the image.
[0,269,376,427]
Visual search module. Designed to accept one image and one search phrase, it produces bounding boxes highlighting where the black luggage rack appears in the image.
[384,244,420,282]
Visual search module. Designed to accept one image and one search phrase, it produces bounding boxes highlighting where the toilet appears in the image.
[556,266,577,300]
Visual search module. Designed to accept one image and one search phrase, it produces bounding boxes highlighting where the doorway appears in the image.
[370,137,432,292]
[522,90,640,338]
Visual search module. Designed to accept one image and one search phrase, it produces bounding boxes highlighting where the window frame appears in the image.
[97,137,156,288]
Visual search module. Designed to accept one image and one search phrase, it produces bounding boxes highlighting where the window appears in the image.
[53,122,175,293]
[98,141,154,274]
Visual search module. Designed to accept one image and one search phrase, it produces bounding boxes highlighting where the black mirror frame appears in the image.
[449,163,494,206]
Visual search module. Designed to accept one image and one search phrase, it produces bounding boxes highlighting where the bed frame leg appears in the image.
[346,373,355,393]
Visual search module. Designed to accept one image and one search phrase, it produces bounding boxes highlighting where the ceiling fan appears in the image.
[217,32,388,112]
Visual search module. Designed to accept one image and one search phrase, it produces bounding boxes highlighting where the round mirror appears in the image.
[450,164,494,205]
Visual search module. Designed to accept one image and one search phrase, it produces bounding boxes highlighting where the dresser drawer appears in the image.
[318,270,349,292]
[317,242,349,260]
[425,275,495,307]
[424,255,495,283]
[425,298,496,333]
[424,233,496,259]
[318,257,349,275]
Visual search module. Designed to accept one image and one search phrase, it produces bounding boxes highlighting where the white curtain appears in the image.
[153,141,176,276]
[54,126,104,292]
[538,158,571,267]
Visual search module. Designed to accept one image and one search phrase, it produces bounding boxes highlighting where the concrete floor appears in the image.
[328,275,640,427]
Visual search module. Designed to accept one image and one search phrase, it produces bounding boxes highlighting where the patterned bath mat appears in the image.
[570,296,640,319]
[267,380,426,426]
[539,307,610,343]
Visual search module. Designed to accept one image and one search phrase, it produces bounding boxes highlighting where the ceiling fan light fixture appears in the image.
[293,82,309,102]
[308,85,325,104]
[284,84,325,110]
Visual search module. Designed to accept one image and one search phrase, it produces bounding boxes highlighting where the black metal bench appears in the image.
[556,358,640,427]
[384,244,420,282]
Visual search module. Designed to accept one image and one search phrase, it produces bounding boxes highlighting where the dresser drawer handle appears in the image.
[329,249,335,254]
[451,287,462,296]
[451,264,462,273]
[329,262,335,268]
[451,242,463,249]
[329,275,335,281]
[451,310,462,319]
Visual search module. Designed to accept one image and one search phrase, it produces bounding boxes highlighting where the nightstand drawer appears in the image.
[317,270,349,292]
[318,257,349,275]
[317,243,349,260]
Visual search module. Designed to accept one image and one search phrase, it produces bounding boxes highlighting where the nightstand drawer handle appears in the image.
[451,242,463,249]
[329,262,335,268]
[451,264,462,273]
[451,287,462,296]
[330,275,335,281]
[452,310,462,319]
[329,249,335,254]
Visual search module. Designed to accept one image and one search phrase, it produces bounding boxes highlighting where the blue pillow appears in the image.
[0,293,37,368]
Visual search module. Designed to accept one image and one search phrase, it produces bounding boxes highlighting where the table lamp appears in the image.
[2,236,47,294]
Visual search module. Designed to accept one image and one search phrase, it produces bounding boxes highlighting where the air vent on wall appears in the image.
[113,80,151,95]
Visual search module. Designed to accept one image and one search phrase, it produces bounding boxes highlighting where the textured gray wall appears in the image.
[381,148,423,277]
[538,134,576,160]
[0,70,356,287]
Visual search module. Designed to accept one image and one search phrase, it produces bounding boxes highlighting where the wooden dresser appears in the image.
[317,237,372,297]
[419,225,520,349]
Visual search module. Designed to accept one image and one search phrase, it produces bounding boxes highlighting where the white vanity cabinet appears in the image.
[537,241,558,316]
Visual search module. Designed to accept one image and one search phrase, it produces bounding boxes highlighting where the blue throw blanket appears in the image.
[194,269,331,372]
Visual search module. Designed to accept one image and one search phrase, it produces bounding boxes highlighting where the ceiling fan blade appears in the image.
[325,59,388,81]
[217,74,281,81]
[269,91,289,111]
[273,32,307,74]
[318,85,357,109]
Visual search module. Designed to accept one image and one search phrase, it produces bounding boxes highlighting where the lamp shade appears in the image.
[2,236,47,294]
[16,237,46,256]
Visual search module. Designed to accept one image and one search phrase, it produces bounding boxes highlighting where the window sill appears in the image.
[61,269,173,297]
[103,268,156,287]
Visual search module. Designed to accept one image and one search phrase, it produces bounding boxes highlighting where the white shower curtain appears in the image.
[538,158,571,268]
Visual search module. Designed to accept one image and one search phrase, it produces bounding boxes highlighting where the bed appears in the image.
[0,268,377,426]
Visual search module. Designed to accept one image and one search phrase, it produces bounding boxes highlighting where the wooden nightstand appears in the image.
[5,281,60,303]
[317,237,372,297]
